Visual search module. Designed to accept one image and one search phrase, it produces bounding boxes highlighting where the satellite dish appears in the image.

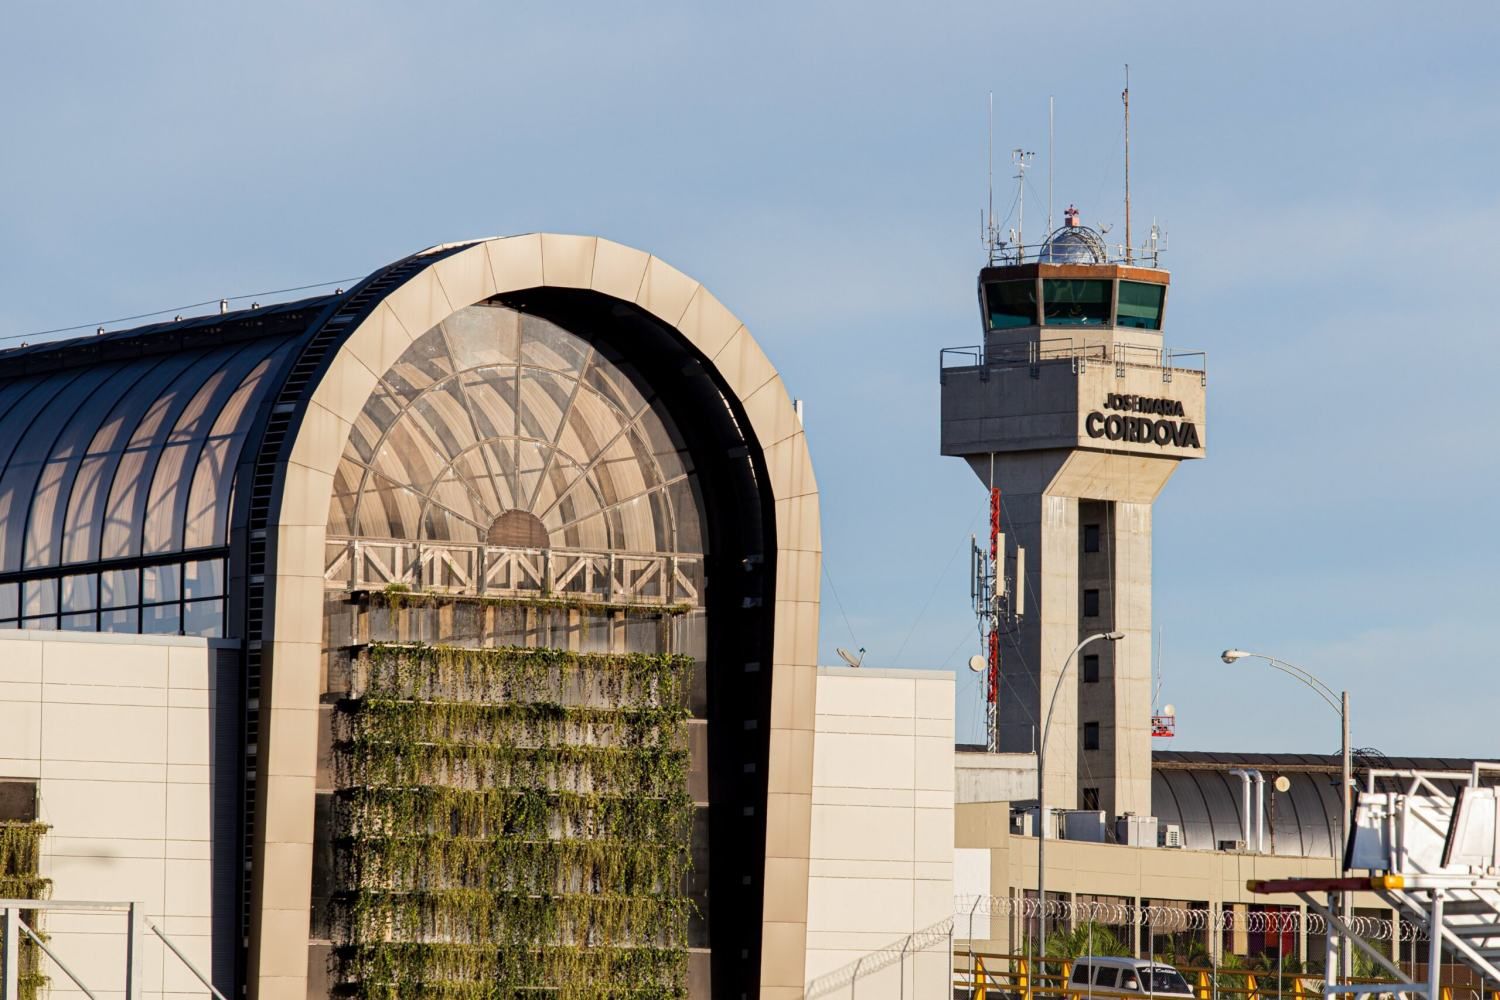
[1161,704,1176,718]
[836,647,865,669]
[1274,775,1291,794]
[968,655,987,673]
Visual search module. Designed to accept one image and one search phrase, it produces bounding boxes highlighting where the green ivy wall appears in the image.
[330,643,694,998]
[0,821,49,1000]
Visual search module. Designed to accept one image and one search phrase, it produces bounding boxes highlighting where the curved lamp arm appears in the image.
[1221,649,1340,714]
[1041,631,1126,757]
[1035,629,1123,966]
[1220,646,1353,982]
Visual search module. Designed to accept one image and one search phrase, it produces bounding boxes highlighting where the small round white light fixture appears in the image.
[1161,704,1176,718]
[968,654,987,673]
[1274,775,1292,793]
[1221,649,1251,664]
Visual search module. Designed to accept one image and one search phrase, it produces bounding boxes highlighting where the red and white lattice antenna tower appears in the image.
[970,484,1023,752]
[986,487,1002,751]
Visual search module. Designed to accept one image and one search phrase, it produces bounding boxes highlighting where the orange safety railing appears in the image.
[955,953,1404,1000]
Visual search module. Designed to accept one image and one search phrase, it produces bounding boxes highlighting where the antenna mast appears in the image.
[1123,64,1132,264]
[1010,148,1035,260]
[983,94,1005,262]
[1048,96,1055,237]
[987,93,995,256]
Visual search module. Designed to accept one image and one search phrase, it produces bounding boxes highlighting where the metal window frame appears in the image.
[0,548,228,636]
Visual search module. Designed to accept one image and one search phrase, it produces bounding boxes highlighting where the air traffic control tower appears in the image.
[940,210,1206,821]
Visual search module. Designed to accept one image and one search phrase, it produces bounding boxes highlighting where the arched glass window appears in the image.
[329,303,703,560]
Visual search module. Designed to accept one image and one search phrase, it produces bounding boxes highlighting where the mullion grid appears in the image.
[1,558,223,636]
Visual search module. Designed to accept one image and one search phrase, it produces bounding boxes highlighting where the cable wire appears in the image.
[1088,121,1127,239]
[890,514,977,665]
[821,560,861,651]
[3,277,363,344]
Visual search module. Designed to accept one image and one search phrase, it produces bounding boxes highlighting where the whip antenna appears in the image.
[1048,95,1055,236]
[1123,64,1132,264]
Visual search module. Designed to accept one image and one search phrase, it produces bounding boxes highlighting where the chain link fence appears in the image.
[806,895,1427,998]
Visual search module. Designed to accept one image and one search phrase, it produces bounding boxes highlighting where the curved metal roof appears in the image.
[1152,751,1495,857]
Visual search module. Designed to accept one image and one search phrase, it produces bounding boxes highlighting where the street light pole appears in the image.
[1039,630,1125,966]
[1350,692,1362,983]
[1220,650,1352,982]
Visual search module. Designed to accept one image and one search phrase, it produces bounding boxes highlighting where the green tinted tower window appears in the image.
[1042,279,1111,326]
[1117,280,1166,330]
[984,280,1038,329]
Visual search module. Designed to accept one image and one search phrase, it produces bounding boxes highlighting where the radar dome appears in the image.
[1038,226,1106,265]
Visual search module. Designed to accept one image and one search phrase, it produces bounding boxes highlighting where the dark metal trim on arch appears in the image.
[498,286,778,999]
[232,244,480,983]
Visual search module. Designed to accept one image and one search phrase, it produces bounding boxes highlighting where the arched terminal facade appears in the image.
[0,235,821,1000]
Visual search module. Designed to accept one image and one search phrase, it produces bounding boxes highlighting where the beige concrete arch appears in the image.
[253,234,821,1000]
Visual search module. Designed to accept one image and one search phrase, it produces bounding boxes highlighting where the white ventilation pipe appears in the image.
[1251,770,1266,853]
[1228,769,1252,849]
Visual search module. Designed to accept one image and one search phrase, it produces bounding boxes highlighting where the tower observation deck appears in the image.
[939,213,1206,821]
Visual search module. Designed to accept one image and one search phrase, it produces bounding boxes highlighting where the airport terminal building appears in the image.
[1,226,1480,1000]
[0,235,821,999]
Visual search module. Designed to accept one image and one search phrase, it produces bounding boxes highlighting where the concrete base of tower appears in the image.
[954,447,1181,821]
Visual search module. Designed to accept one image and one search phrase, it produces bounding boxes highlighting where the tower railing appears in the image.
[985,234,1166,268]
[939,337,1207,383]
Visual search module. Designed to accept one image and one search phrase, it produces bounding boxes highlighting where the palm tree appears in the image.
[1027,921,1133,976]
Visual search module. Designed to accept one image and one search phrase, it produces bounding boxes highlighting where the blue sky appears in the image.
[3,3,1496,754]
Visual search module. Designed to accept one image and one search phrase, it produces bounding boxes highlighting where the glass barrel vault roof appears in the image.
[0,310,309,577]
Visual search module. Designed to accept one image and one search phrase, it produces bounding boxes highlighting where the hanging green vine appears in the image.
[332,644,694,999]
[0,821,50,1000]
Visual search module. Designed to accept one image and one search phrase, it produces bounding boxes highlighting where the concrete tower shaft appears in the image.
[940,258,1205,822]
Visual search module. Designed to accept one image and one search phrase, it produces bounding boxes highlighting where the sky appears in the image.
[2,3,1497,755]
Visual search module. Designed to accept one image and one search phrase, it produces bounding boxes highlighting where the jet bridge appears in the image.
[1250,765,1500,1000]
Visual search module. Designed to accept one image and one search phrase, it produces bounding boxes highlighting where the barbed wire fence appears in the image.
[806,895,1423,998]
[958,894,1418,940]
[805,916,955,998]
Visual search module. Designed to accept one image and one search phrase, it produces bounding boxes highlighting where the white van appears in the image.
[1068,957,1195,997]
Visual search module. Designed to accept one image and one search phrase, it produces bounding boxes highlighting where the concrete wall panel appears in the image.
[0,631,226,999]
[806,667,955,996]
